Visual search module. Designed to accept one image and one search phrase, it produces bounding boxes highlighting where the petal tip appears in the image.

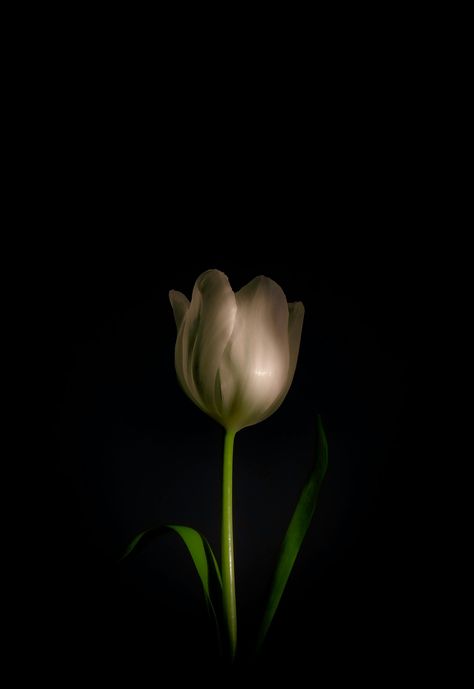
[169,290,190,329]
[290,300,305,316]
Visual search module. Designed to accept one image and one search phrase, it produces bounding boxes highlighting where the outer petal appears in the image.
[257,300,305,424]
[169,290,190,331]
[188,270,237,421]
[172,287,203,411]
[287,301,305,382]
[221,276,290,431]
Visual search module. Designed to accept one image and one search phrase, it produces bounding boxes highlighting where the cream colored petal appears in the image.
[189,269,237,421]
[221,276,290,431]
[180,279,202,382]
[287,301,305,381]
[257,300,305,424]
[174,319,202,409]
[169,290,190,331]
[172,288,204,412]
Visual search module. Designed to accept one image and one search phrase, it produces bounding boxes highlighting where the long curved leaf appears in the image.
[257,415,329,650]
[121,524,222,645]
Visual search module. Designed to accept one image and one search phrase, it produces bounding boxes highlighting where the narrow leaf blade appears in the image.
[257,415,329,650]
[121,524,222,645]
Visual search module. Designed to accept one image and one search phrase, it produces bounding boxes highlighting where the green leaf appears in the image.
[121,524,222,647]
[257,415,329,651]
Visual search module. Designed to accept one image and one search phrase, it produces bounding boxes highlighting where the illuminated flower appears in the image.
[169,269,304,432]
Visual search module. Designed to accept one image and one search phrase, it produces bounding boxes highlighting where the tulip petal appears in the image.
[189,270,237,421]
[169,290,190,331]
[287,301,305,383]
[173,286,204,412]
[221,276,290,431]
[257,300,305,423]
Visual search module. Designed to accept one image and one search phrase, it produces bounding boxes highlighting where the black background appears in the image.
[19,34,443,683]
[34,233,430,682]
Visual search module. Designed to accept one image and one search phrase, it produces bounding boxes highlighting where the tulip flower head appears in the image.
[169,269,304,432]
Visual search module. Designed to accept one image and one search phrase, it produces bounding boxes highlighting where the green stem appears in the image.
[221,430,237,660]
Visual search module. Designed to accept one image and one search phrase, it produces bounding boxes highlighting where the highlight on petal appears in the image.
[257,300,305,424]
[221,276,290,431]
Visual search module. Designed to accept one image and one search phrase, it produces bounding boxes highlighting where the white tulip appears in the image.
[169,269,304,433]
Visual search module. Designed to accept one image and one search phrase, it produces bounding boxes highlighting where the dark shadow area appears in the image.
[27,230,431,684]
[18,44,441,680]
